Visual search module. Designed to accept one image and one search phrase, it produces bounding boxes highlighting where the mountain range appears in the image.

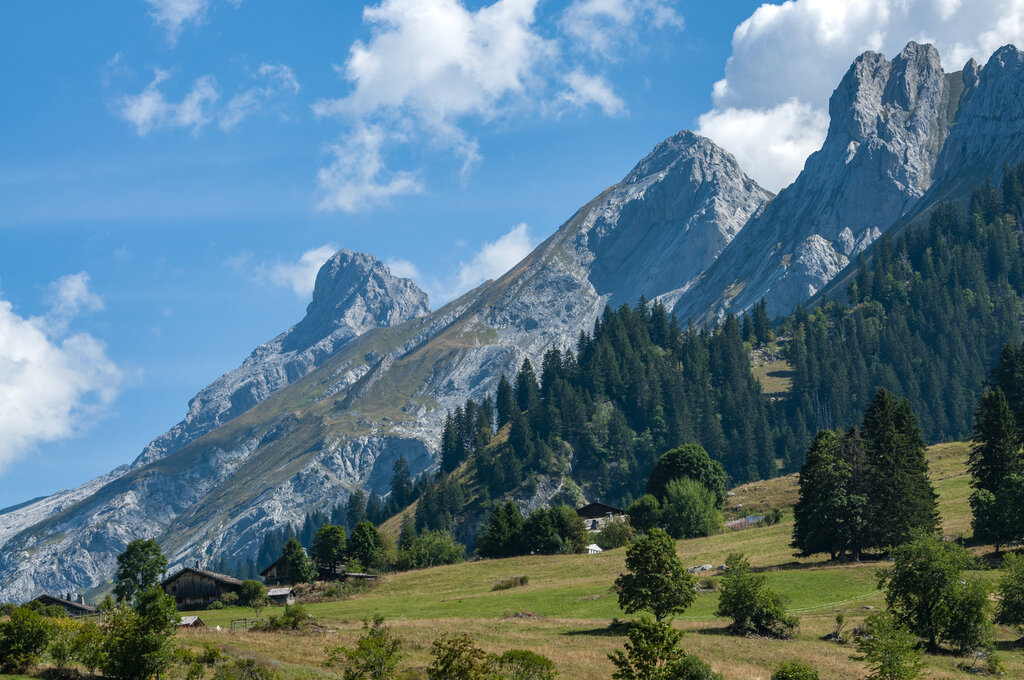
[3,41,1024,603]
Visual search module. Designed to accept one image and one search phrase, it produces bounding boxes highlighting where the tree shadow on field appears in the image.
[562,619,632,637]
[694,625,734,637]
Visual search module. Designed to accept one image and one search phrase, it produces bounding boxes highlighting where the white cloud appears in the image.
[697,98,828,193]
[316,124,425,212]
[560,0,683,59]
[700,0,1024,191]
[556,69,628,117]
[314,0,682,212]
[395,223,535,305]
[0,280,122,474]
[119,69,220,135]
[220,63,301,132]
[144,0,244,43]
[228,245,339,298]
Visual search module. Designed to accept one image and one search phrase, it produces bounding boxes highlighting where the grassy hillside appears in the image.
[171,441,1017,679]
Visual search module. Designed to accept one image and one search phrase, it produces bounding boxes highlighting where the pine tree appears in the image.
[495,374,516,429]
[280,537,316,584]
[969,388,1024,550]
[347,489,368,533]
[390,456,413,509]
[515,358,540,414]
[863,389,939,549]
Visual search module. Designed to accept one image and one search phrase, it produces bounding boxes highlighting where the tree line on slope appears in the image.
[778,163,1024,461]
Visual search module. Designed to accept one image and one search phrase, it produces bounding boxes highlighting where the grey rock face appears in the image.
[675,42,956,320]
[133,250,430,467]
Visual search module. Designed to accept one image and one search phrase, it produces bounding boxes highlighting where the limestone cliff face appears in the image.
[674,42,956,320]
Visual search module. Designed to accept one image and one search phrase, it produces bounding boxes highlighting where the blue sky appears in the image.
[3,0,1023,507]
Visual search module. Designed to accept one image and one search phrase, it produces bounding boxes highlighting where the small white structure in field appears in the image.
[586,544,603,554]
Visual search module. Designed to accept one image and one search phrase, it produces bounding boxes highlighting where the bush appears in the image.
[102,587,179,680]
[261,604,311,631]
[495,649,557,680]
[325,615,403,680]
[207,601,225,610]
[0,603,16,616]
[492,576,529,591]
[715,553,798,638]
[396,529,466,571]
[72,618,106,674]
[996,552,1024,629]
[47,617,81,671]
[212,658,282,680]
[771,659,819,680]
[596,517,633,550]
[0,606,51,673]
[220,592,239,606]
[853,611,924,680]
[198,642,224,665]
[627,495,661,533]
[661,478,722,539]
[427,633,492,680]
[762,509,784,526]
[608,616,721,680]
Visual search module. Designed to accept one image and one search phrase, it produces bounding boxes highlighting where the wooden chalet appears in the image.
[576,502,625,531]
[267,587,296,606]
[178,616,206,627]
[260,557,284,586]
[30,593,96,618]
[162,566,242,610]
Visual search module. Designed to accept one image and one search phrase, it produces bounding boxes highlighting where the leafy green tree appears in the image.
[853,612,924,680]
[996,552,1024,629]
[878,531,974,651]
[495,649,558,680]
[396,529,466,570]
[548,504,588,553]
[628,495,661,533]
[280,536,316,584]
[615,528,695,622]
[47,617,80,671]
[969,388,1024,550]
[311,524,348,576]
[427,633,492,680]
[0,606,51,673]
[942,576,994,655]
[349,522,384,572]
[863,389,939,549]
[113,538,168,603]
[660,478,722,539]
[102,586,178,680]
[328,615,403,680]
[239,580,268,618]
[71,618,106,675]
[646,445,727,506]
[715,552,797,638]
[608,616,721,680]
[771,660,819,680]
[596,516,633,550]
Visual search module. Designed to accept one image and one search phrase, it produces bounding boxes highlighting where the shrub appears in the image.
[715,553,798,638]
[211,658,282,680]
[240,580,268,618]
[492,576,529,591]
[853,611,924,680]
[0,606,51,673]
[427,633,492,680]
[198,642,224,665]
[47,617,81,671]
[762,509,784,526]
[771,659,820,680]
[207,601,225,610]
[608,616,721,680]
[102,587,179,680]
[495,649,557,680]
[72,618,106,674]
[325,615,403,680]
[996,552,1024,629]
[596,517,633,550]
[661,478,723,539]
[220,592,239,606]
[0,603,16,616]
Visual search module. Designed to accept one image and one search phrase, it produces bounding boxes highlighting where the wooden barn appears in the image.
[260,557,284,586]
[30,593,96,618]
[267,587,296,606]
[576,502,625,531]
[162,566,242,610]
[178,616,206,628]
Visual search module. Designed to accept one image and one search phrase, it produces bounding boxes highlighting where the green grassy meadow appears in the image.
[166,440,1023,680]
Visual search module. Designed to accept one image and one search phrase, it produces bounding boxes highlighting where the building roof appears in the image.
[162,566,242,588]
[576,502,624,519]
[178,616,205,626]
[31,594,96,614]
[586,544,603,553]
[259,556,284,577]
[267,587,294,597]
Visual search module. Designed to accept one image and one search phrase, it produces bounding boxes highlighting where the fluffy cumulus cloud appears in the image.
[0,277,122,474]
[227,245,339,298]
[392,223,534,305]
[118,69,220,135]
[698,0,1024,191]
[314,0,683,211]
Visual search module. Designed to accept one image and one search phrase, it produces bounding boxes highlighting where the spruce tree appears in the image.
[792,430,850,559]
[495,374,516,429]
[969,388,1024,550]
[390,456,413,509]
[863,389,939,549]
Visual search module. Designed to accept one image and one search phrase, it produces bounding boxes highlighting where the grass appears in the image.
[146,442,1024,678]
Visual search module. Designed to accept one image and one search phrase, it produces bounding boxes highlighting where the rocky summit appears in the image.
[4,42,1024,604]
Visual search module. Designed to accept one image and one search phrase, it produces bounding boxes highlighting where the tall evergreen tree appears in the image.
[390,456,413,509]
[495,374,516,429]
[863,389,939,548]
[515,358,540,414]
[347,489,368,532]
[969,387,1024,550]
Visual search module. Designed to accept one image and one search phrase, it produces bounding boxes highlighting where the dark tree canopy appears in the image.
[113,539,168,604]
[645,444,727,505]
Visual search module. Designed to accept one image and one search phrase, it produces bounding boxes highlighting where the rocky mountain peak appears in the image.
[131,249,429,468]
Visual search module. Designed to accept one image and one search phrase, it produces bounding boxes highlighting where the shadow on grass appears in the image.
[694,625,735,637]
[562,620,632,637]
